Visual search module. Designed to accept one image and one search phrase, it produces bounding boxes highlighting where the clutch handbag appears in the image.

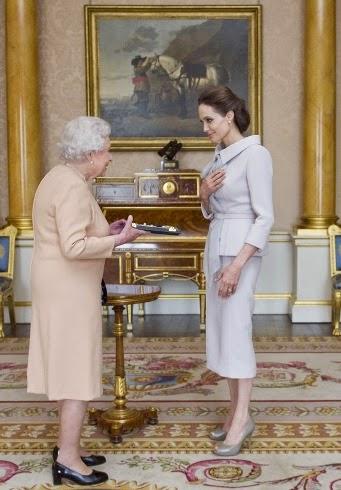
[132,222,180,235]
[101,279,107,305]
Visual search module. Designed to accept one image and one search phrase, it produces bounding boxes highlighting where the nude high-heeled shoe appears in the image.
[209,416,233,441]
[213,417,255,457]
[209,427,227,441]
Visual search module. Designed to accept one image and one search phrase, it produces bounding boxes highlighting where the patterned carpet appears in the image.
[0,336,340,489]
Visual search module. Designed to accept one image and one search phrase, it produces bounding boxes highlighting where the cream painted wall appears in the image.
[0,0,340,230]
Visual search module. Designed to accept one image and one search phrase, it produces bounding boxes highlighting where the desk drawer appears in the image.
[134,253,198,271]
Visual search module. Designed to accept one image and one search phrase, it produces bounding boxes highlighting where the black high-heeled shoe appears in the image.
[52,446,106,466]
[52,461,108,486]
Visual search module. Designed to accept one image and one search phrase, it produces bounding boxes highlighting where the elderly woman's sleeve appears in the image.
[55,182,116,259]
[244,147,274,251]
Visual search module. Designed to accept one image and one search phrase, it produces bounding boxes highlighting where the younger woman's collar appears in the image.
[216,135,261,163]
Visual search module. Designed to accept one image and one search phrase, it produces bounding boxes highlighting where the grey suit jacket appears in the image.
[202,135,274,258]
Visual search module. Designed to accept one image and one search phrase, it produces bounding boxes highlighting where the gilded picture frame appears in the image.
[328,225,341,276]
[85,5,262,151]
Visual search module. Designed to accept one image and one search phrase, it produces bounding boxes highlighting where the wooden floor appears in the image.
[4,314,332,338]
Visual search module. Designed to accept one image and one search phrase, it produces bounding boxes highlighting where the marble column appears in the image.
[5,0,42,234]
[299,0,337,230]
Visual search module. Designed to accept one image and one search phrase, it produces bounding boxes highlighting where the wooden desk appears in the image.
[95,171,208,329]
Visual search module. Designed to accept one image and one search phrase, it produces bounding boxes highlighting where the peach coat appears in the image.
[27,164,116,400]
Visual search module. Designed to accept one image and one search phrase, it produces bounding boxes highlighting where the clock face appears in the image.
[162,181,176,195]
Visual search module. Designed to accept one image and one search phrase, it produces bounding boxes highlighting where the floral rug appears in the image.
[0,336,340,489]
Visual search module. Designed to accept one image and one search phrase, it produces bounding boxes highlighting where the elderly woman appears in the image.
[27,116,143,486]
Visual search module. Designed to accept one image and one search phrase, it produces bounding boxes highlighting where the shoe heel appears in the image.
[52,465,62,485]
[244,427,255,451]
[245,435,252,450]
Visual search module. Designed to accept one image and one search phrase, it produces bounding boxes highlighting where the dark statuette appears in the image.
[158,140,182,170]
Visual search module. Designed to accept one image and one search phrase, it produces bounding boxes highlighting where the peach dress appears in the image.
[27,164,116,400]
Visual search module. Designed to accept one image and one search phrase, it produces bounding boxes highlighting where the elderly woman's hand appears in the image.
[200,169,225,202]
[114,215,146,246]
[109,219,126,235]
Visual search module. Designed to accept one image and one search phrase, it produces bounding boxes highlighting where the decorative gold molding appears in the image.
[15,234,290,248]
[255,293,291,300]
[292,243,329,248]
[290,296,331,307]
[179,176,200,199]
[134,254,198,271]
[133,272,197,283]
[158,294,199,299]
[6,218,34,235]
[14,239,34,248]
[95,177,135,184]
[300,217,338,230]
[108,255,124,284]
[14,301,32,307]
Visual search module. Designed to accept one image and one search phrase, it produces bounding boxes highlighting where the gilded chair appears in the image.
[0,225,17,338]
[328,224,341,336]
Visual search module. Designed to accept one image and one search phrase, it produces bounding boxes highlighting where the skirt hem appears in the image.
[207,365,256,379]
[27,387,102,401]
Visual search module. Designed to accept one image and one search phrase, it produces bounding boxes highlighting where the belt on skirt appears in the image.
[213,212,256,220]
[206,213,256,277]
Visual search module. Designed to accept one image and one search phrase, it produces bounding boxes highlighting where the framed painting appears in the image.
[85,5,262,150]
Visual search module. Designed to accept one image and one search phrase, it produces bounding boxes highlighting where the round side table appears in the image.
[90,284,161,444]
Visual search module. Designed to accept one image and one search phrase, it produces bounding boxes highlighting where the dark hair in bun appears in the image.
[198,85,250,133]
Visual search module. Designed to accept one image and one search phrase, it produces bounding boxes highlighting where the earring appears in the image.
[90,160,94,165]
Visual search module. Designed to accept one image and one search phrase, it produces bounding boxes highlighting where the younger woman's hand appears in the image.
[215,263,242,298]
[200,170,225,201]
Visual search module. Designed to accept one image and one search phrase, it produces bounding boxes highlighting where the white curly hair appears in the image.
[59,116,111,160]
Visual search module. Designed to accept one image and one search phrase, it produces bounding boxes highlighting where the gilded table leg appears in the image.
[199,290,206,332]
[112,305,127,411]
[125,252,133,332]
[7,292,16,337]
[126,304,133,333]
[137,280,145,320]
[198,255,206,332]
[94,302,158,444]
[332,290,341,336]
